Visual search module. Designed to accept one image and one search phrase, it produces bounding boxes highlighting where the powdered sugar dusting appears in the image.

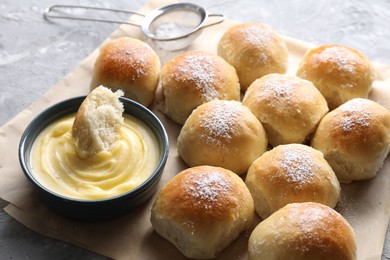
[128,52,147,80]
[238,24,273,63]
[259,77,299,102]
[239,24,272,47]
[289,205,332,253]
[108,41,151,80]
[263,203,347,255]
[316,46,358,75]
[186,171,231,209]
[279,146,315,185]
[335,184,359,226]
[132,51,146,75]
[292,204,341,239]
[154,22,193,39]
[339,99,371,132]
[199,101,242,147]
[174,52,219,101]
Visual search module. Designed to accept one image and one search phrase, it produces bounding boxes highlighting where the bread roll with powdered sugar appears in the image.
[248,202,356,260]
[242,73,328,147]
[297,44,374,110]
[151,166,254,259]
[245,144,340,219]
[90,37,160,107]
[161,50,240,125]
[218,22,288,91]
[311,98,390,182]
[177,100,267,175]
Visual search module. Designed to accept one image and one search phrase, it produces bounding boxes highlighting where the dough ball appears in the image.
[245,144,340,219]
[242,73,328,147]
[218,22,288,91]
[161,50,240,125]
[311,98,390,182]
[151,166,254,259]
[297,44,374,110]
[90,37,161,107]
[177,100,268,175]
[248,202,356,260]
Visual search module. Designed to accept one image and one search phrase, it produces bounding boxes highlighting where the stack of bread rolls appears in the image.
[87,18,390,258]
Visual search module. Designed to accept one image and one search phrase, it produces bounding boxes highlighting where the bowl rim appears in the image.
[18,96,169,204]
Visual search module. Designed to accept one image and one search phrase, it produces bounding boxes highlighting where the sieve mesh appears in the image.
[148,9,203,40]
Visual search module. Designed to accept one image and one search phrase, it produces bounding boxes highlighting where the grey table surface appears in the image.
[1,0,390,259]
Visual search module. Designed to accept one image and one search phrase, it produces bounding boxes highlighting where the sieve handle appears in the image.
[200,13,225,29]
[43,5,146,27]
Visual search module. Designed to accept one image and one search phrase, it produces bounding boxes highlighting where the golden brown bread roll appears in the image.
[217,22,288,91]
[248,202,356,260]
[311,98,390,182]
[245,144,340,219]
[242,74,328,147]
[151,166,254,259]
[72,86,124,158]
[177,100,268,175]
[297,44,374,110]
[161,50,240,125]
[90,37,161,107]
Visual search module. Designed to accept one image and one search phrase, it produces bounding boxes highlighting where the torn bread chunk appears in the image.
[72,85,124,158]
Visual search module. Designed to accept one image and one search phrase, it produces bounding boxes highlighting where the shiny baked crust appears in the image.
[242,73,328,147]
[218,22,288,91]
[177,100,268,175]
[245,144,340,219]
[90,37,161,107]
[151,166,254,259]
[311,98,390,182]
[248,202,356,260]
[161,50,240,125]
[297,44,374,110]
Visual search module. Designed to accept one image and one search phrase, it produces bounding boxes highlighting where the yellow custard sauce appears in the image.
[30,113,160,200]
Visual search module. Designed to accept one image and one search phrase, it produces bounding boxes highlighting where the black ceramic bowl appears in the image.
[19,96,169,220]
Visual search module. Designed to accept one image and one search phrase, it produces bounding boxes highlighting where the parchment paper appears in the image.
[1,0,390,259]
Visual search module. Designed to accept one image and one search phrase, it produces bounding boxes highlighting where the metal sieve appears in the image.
[44,3,225,50]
